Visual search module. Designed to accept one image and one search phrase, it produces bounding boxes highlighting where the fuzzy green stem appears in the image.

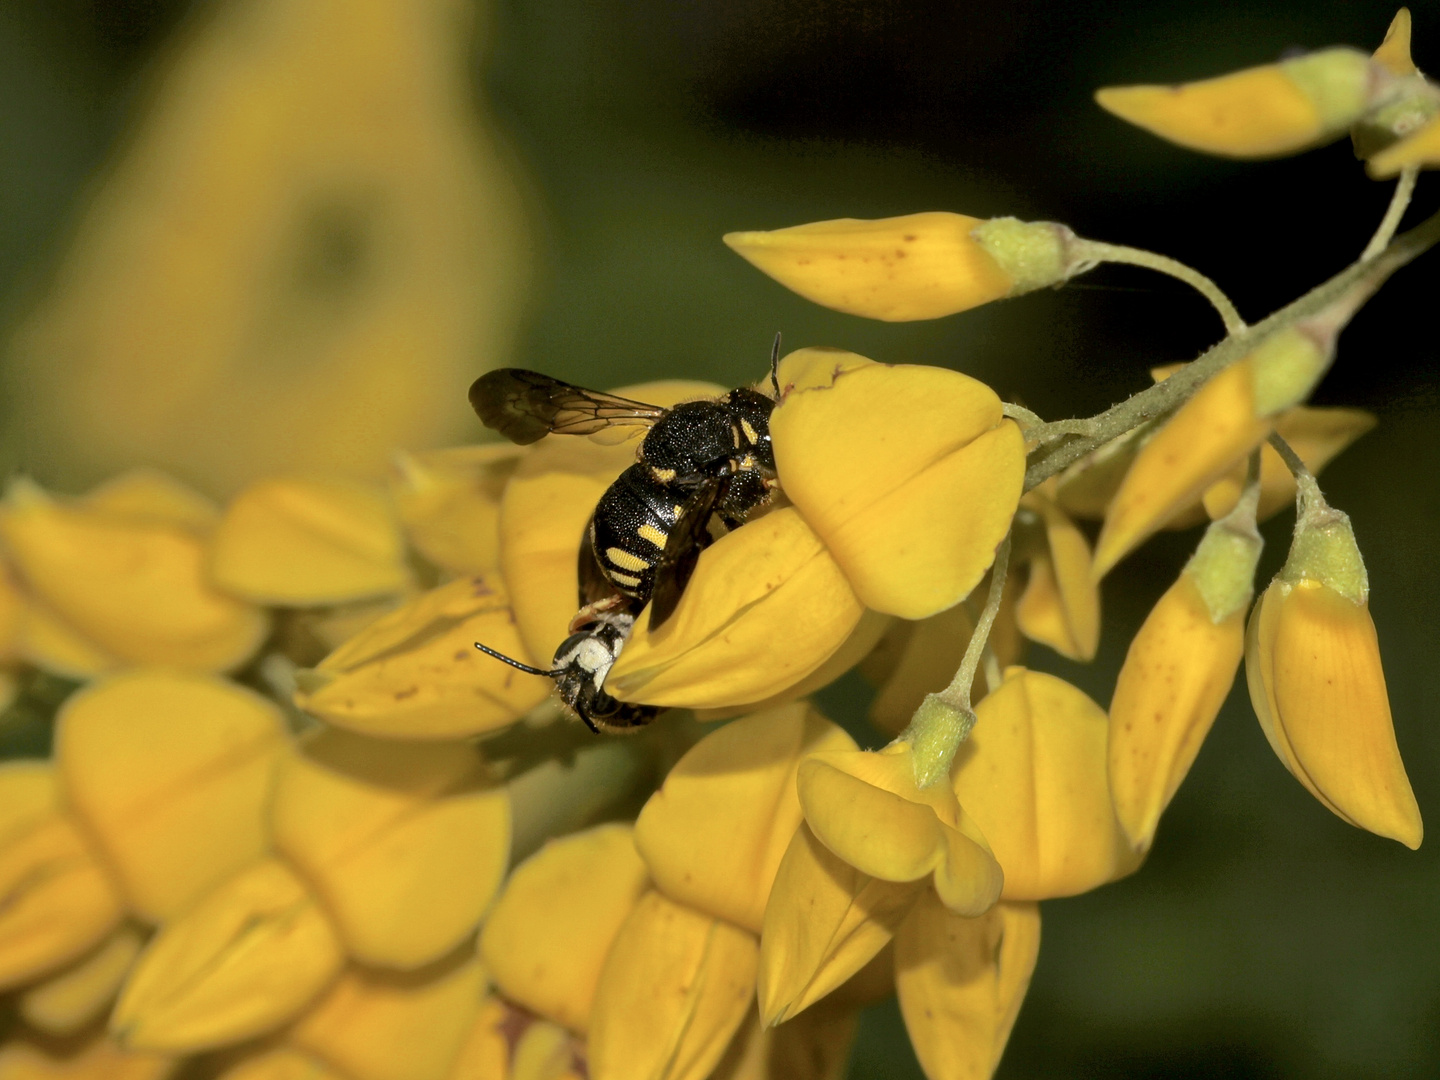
[1069,238,1246,335]
[1361,165,1419,261]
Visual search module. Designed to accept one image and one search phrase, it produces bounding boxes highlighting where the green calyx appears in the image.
[1248,324,1333,417]
[1280,495,1369,605]
[1185,511,1264,623]
[1280,47,1373,132]
[971,217,1074,296]
[902,693,976,789]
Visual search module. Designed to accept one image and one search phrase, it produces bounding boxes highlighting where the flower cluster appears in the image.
[0,10,1435,1080]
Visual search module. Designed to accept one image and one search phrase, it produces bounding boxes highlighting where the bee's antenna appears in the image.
[474,642,555,677]
[769,332,782,398]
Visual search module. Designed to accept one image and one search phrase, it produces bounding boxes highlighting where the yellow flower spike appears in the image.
[446,995,511,1080]
[757,823,918,1025]
[797,743,1004,915]
[218,1048,347,1080]
[1374,8,1416,76]
[894,892,1041,1080]
[1014,490,1100,662]
[954,668,1142,899]
[587,889,759,1080]
[82,469,221,533]
[294,574,549,738]
[607,507,863,709]
[1369,113,1440,175]
[499,380,726,663]
[511,1019,584,1080]
[270,728,509,969]
[19,925,145,1036]
[210,477,412,606]
[770,349,1025,618]
[1095,47,1377,158]
[0,1032,175,1080]
[0,763,125,991]
[1246,490,1421,847]
[479,822,646,1033]
[723,213,1077,321]
[1201,406,1375,521]
[111,858,344,1053]
[56,671,288,922]
[1109,493,1263,851]
[0,479,269,673]
[390,445,524,576]
[287,947,489,1080]
[635,703,857,933]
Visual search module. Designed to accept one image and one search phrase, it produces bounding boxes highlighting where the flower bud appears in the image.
[209,478,411,606]
[271,729,509,969]
[1014,489,1100,662]
[389,445,522,576]
[723,213,1076,322]
[56,671,289,922]
[112,858,344,1052]
[1096,47,1379,158]
[955,668,1142,899]
[770,349,1025,618]
[294,574,548,738]
[0,1031,174,1080]
[587,890,759,1080]
[19,925,144,1035]
[480,823,648,1033]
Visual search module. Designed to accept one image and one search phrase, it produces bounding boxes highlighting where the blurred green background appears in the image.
[1,0,1437,1076]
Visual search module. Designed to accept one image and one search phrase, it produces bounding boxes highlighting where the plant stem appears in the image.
[1267,431,1310,480]
[939,536,1011,709]
[1070,238,1246,335]
[1361,165,1419,261]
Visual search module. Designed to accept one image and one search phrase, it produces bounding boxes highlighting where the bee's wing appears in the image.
[469,369,667,445]
[648,476,726,632]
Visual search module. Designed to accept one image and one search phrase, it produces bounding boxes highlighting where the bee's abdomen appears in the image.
[590,465,680,601]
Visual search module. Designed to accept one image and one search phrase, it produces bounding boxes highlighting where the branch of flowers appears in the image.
[1023,204,1440,492]
[1069,238,1247,335]
[1361,165,1419,261]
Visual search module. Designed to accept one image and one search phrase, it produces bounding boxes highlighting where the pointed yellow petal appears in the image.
[112,859,344,1053]
[588,890,758,1080]
[210,478,411,606]
[1096,48,1373,157]
[271,729,509,969]
[635,703,856,933]
[295,574,549,738]
[607,507,863,709]
[956,669,1142,899]
[1015,493,1099,661]
[288,946,489,1080]
[390,445,523,576]
[0,1032,175,1080]
[19,925,145,1036]
[894,894,1040,1080]
[0,480,269,672]
[757,823,917,1026]
[217,1048,346,1080]
[1374,9,1416,75]
[82,470,221,533]
[56,671,288,922]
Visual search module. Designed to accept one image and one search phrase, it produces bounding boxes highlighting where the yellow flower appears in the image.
[446,996,512,1080]
[0,763,125,991]
[55,671,289,922]
[209,477,412,606]
[0,1030,174,1080]
[294,574,548,738]
[770,348,1025,618]
[587,889,759,1080]
[1013,487,1100,662]
[1246,496,1421,847]
[723,213,1076,321]
[953,668,1142,899]
[1108,501,1263,851]
[894,891,1040,1080]
[0,479,269,673]
[111,858,344,1053]
[389,445,523,576]
[510,1018,586,1080]
[18,925,145,1036]
[270,729,510,969]
[480,823,648,1033]
[1095,47,1378,158]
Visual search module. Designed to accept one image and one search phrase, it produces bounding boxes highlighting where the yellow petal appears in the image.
[770,350,1024,618]
[798,744,1003,915]
[1374,8,1417,75]
[112,858,344,1053]
[635,703,856,933]
[295,574,550,738]
[288,946,489,1080]
[955,668,1142,899]
[0,1032,175,1080]
[1246,580,1421,847]
[1108,574,1245,850]
[480,822,647,1033]
[446,995,511,1080]
[723,213,1019,321]
[82,470,221,533]
[1093,359,1271,577]
[13,597,122,681]
[0,481,269,672]
[271,729,509,969]
[19,925,145,1036]
[757,823,917,1026]
[510,1019,584,1080]
[709,1000,857,1080]
[217,1048,347,1080]
[588,890,758,1080]
[1014,492,1099,661]
[894,893,1040,1080]
[607,507,863,709]
[56,671,288,922]
[1095,48,1373,157]
[210,478,411,606]
[1368,113,1440,176]
[390,445,523,576]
